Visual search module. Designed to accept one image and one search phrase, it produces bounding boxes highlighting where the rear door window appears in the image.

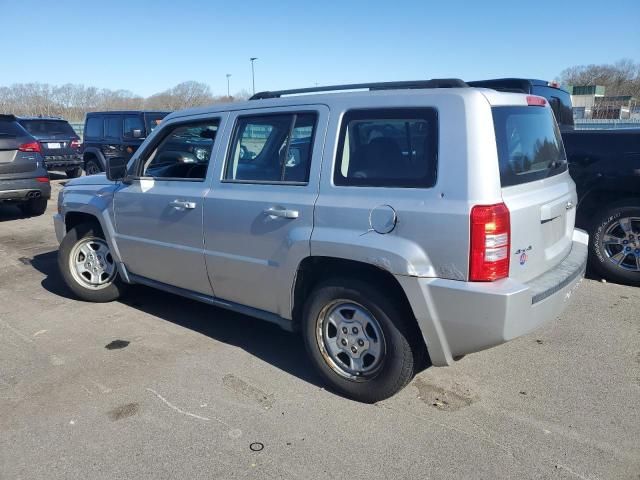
[105,116,123,139]
[334,108,438,188]
[492,106,567,187]
[85,117,103,139]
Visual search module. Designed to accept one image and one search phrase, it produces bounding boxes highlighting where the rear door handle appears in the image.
[264,207,299,219]
[169,200,196,210]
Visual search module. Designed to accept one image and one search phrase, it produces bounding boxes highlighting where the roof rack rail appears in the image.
[250,78,468,100]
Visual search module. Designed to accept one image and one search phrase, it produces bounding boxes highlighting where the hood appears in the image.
[66,173,114,187]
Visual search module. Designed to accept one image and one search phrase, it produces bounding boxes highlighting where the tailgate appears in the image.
[492,103,576,283]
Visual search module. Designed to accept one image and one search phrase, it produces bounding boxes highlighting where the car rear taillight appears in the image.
[36,176,49,183]
[526,95,547,107]
[70,139,81,149]
[18,141,42,153]
[469,203,510,282]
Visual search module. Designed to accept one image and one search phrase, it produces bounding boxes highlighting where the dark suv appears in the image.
[82,111,169,175]
[17,117,83,178]
[0,115,51,216]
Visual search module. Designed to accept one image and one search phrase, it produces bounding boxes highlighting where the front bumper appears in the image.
[44,154,82,169]
[398,229,588,366]
[0,177,51,201]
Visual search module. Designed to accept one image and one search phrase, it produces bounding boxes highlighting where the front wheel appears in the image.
[65,167,83,178]
[302,278,421,403]
[84,159,102,176]
[58,223,125,302]
[590,201,640,286]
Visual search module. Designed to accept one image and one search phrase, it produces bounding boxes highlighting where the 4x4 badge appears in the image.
[514,246,533,266]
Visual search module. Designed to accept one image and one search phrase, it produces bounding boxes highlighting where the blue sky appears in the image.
[2,0,639,97]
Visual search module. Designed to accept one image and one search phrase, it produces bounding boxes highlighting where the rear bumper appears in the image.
[397,229,588,366]
[43,154,82,169]
[0,177,51,201]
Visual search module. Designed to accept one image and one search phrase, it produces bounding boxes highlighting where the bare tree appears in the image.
[0,80,247,121]
[559,59,640,98]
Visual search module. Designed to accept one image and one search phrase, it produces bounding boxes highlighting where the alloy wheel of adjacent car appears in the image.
[591,202,640,286]
[601,216,640,272]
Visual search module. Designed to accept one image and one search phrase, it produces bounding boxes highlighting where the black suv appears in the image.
[0,115,51,216]
[82,111,169,175]
[17,117,83,178]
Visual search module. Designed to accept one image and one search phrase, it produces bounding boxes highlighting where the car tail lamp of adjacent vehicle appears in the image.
[469,203,510,282]
[526,95,547,107]
[18,141,42,153]
[36,177,49,183]
[70,139,81,149]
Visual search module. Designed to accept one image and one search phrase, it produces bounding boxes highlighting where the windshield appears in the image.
[144,113,169,134]
[492,106,567,187]
[19,120,76,138]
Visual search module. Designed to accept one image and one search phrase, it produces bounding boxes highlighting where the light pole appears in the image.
[226,74,232,98]
[250,57,258,95]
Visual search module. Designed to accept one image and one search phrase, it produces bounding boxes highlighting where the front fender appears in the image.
[60,184,127,278]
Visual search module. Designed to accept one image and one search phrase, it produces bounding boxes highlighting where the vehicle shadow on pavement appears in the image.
[30,250,324,389]
[0,204,29,222]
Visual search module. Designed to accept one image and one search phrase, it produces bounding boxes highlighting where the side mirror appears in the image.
[132,129,143,138]
[105,156,128,182]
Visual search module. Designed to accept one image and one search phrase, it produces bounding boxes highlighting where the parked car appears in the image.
[82,111,169,175]
[16,116,83,178]
[469,78,640,285]
[0,114,50,216]
[54,80,587,402]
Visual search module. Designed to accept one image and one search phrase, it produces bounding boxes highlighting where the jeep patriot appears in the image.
[54,79,588,402]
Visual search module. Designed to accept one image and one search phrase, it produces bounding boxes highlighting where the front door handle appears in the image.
[264,207,299,219]
[169,200,196,210]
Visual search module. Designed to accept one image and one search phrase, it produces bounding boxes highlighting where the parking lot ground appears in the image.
[1,177,639,480]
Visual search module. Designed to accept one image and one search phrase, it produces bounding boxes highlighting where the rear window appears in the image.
[20,120,77,138]
[19,120,76,137]
[492,106,567,187]
[334,108,438,188]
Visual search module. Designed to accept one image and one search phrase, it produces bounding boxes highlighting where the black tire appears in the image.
[589,200,640,286]
[65,167,83,178]
[58,223,125,302]
[19,197,48,217]
[85,158,102,175]
[302,278,422,403]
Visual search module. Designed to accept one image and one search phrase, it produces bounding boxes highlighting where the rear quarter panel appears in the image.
[312,90,502,280]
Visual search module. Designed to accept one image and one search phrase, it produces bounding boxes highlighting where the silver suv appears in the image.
[54,80,588,402]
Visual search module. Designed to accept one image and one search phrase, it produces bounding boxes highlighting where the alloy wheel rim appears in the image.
[69,237,116,289]
[315,300,386,381]
[602,216,640,272]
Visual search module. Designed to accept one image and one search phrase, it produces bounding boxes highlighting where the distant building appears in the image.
[569,85,638,120]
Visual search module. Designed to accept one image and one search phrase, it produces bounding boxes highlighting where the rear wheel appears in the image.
[65,167,83,178]
[19,197,48,217]
[590,201,640,286]
[302,278,421,403]
[58,223,124,302]
[85,158,102,175]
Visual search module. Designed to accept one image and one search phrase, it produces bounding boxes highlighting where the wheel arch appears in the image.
[577,187,640,230]
[291,256,429,364]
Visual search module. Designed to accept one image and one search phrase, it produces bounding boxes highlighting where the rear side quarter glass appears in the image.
[84,117,104,139]
[492,106,567,187]
[334,108,438,188]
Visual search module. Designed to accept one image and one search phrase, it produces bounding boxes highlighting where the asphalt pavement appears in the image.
[1,176,638,480]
